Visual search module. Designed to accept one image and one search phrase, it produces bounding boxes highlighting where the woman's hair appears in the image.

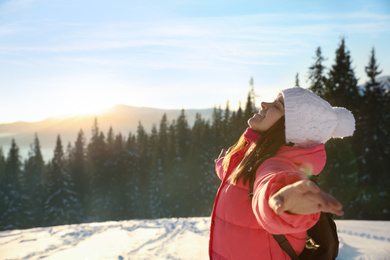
[225,116,286,186]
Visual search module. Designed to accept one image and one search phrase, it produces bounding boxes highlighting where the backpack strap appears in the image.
[272,234,300,260]
[248,177,302,259]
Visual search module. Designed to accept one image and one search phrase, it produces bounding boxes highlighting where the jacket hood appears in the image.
[275,143,326,176]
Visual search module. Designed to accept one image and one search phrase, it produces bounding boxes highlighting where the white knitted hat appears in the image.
[281,87,355,148]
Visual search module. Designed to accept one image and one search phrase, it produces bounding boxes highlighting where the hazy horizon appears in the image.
[0,104,217,161]
[0,103,216,124]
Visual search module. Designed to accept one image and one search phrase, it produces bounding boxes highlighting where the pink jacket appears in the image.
[209,128,325,260]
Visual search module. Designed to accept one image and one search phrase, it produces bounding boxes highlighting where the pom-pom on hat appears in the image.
[281,87,355,148]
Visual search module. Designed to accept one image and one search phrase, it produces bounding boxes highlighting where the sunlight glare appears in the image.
[54,101,115,118]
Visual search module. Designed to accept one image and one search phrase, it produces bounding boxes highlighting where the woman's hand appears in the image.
[268,179,344,216]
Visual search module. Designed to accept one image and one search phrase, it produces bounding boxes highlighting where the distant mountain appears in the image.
[356,75,390,94]
[377,75,390,83]
[0,105,214,161]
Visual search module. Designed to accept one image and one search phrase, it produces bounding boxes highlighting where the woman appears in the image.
[209,87,355,259]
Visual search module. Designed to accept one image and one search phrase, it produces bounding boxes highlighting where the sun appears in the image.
[56,102,115,118]
[52,94,119,118]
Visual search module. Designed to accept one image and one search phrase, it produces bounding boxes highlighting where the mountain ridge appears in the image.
[0,104,215,161]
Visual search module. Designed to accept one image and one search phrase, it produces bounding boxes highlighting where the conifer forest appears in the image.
[1,38,389,231]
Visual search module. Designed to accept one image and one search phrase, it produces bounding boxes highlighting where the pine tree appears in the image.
[44,135,80,226]
[295,73,300,87]
[172,110,191,216]
[135,121,150,218]
[104,133,134,220]
[320,138,359,219]
[318,38,360,219]
[87,118,108,221]
[308,47,327,96]
[0,140,24,230]
[166,121,177,166]
[106,126,115,153]
[0,148,5,175]
[154,114,169,217]
[230,102,244,142]
[0,148,5,180]
[148,125,163,218]
[249,77,256,108]
[23,134,46,228]
[69,130,88,221]
[99,127,123,220]
[187,114,206,215]
[126,132,137,154]
[222,101,231,146]
[365,48,382,85]
[0,148,5,229]
[199,118,219,216]
[158,114,169,169]
[353,48,390,219]
[175,109,190,159]
[324,37,359,108]
[188,114,218,216]
[123,132,141,219]
[160,113,189,217]
[211,105,223,149]
[243,80,258,134]
[243,90,256,126]
[161,121,176,217]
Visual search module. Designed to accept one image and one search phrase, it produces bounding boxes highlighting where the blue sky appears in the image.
[0,0,389,123]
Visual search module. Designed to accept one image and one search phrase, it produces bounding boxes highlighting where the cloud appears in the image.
[0,24,18,36]
[0,0,38,11]
[1,10,388,77]
[2,10,388,53]
[1,8,389,86]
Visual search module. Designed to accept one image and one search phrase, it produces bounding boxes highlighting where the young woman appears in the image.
[209,87,355,260]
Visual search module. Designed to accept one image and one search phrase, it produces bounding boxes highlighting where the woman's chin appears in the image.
[247,124,263,134]
[248,117,262,130]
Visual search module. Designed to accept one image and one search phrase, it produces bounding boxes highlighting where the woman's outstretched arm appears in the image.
[268,179,344,216]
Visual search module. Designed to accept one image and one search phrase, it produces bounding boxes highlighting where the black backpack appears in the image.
[249,177,339,260]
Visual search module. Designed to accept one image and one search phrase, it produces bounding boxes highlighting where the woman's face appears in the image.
[248,93,285,133]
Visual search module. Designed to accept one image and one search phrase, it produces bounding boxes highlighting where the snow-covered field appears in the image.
[0,217,389,260]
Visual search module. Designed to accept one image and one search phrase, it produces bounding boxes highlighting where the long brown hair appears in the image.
[225,116,286,186]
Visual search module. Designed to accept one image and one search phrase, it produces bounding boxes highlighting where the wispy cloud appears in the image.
[1,10,388,77]
[0,0,38,11]
[2,10,389,51]
[0,25,16,36]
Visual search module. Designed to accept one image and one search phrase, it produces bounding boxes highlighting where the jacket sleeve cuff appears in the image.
[252,171,320,234]
[215,157,225,181]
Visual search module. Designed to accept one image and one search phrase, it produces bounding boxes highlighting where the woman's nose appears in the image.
[261,102,270,109]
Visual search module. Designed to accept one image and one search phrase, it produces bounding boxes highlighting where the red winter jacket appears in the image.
[209,128,325,260]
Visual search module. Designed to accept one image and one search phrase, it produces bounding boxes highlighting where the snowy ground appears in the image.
[0,217,389,260]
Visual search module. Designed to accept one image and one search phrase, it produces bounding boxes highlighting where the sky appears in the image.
[0,0,389,123]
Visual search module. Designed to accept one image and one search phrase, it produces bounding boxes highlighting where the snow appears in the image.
[0,217,389,260]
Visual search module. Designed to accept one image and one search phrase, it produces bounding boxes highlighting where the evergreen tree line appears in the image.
[306,38,390,220]
[0,95,257,230]
[0,38,389,231]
